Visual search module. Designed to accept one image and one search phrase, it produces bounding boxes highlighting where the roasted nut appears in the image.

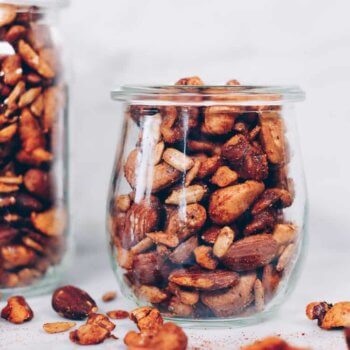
[194,245,218,270]
[169,269,239,291]
[222,134,268,181]
[213,226,235,258]
[165,184,207,205]
[107,310,129,319]
[166,203,206,241]
[276,243,295,272]
[272,223,297,248]
[241,336,309,350]
[0,124,18,143]
[262,264,281,300]
[52,285,98,320]
[120,197,161,249]
[244,209,277,235]
[115,194,131,212]
[124,322,188,350]
[5,24,26,42]
[162,148,194,172]
[2,55,22,86]
[1,244,36,269]
[306,301,350,330]
[203,106,237,135]
[70,324,110,345]
[130,307,163,334]
[169,235,198,264]
[184,159,201,186]
[168,282,199,306]
[306,301,333,327]
[43,86,63,132]
[0,4,17,27]
[132,251,165,285]
[130,237,154,254]
[31,207,66,236]
[210,166,238,187]
[86,313,115,332]
[254,279,265,312]
[18,40,55,79]
[102,291,117,302]
[221,234,278,271]
[209,181,265,225]
[176,76,203,85]
[43,321,76,334]
[24,169,51,199]
[259,111,286,164]
[1,296,33,324]
[18,87,42,108]
[201,272,256,317]
[201,225,221,244]
[135,285,168,304]
[196,154,222,179]
[252,188,293,215]
[147,231,179,248]
[168,296,193,317]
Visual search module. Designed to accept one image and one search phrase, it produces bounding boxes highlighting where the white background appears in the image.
[2,0,350,349]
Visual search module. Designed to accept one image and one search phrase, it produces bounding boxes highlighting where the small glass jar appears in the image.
[108,81,306,325]
[0,0,70,295]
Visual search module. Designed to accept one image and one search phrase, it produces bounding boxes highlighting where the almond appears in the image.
[221,234,278,271]
[52,285,97,320]
[169,269,239,291]
[209,181,265,225]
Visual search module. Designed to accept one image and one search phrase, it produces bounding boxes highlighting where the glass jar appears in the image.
[0,0,70,295]
[108,80,306,325]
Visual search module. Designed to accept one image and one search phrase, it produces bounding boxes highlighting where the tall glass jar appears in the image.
[0,0,70,295]
[108,80,306,325]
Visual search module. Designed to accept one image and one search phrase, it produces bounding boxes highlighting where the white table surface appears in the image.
[2,0,350,348]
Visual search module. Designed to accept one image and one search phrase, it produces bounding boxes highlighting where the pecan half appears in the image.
[130,307,164,334]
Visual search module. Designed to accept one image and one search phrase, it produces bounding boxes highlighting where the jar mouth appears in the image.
[111,85,305,106]
[0,0,69,9]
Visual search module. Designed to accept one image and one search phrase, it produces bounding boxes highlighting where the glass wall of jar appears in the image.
[108,79,306,325]
[0,0,70,295]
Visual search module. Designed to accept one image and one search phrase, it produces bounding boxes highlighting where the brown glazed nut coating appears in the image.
[0,4,67,288]
[110,77,297,318]
[52,285,97,320]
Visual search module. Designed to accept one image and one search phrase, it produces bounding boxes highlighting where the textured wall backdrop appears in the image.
[61,0,350,269]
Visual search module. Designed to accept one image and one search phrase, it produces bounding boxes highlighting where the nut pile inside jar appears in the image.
[109,77,299,318]
[0,4,67,288]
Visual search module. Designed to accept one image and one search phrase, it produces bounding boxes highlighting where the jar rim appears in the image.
[111,85,305,105]
[0,0,69,8]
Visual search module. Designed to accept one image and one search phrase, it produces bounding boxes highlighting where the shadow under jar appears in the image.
[0,1,70,295]
[108,80,306,326]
